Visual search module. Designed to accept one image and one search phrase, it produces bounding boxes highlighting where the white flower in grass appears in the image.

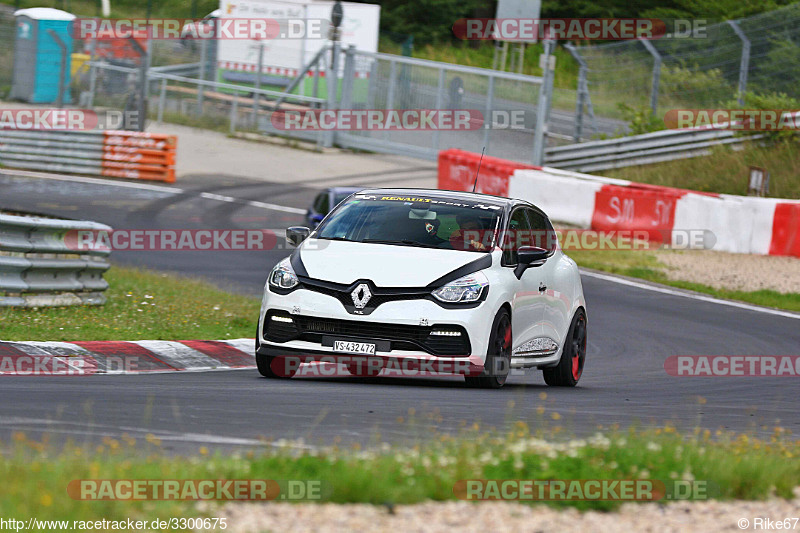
[569,439,587,449]
[437,455,454,468]
[646,442,661,452]
[588,433,611,449]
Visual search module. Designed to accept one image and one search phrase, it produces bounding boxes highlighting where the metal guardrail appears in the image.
[0,129,177,182]
[0,213,111,307]
[150,62,202,77]
[543,128,766,172]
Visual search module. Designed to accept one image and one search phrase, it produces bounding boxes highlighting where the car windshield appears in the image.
[314,193,503,252]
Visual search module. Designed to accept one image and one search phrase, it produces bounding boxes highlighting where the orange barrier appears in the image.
[101,131,177,183]
[437,148,539,197]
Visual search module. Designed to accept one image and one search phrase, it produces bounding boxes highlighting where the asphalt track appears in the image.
[1,170,799,452]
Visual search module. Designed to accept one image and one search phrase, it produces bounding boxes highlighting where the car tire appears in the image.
[255,326,297,379]
[465,308,512,389]
[543,309,587,387]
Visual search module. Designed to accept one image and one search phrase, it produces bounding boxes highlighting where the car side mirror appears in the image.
[514,246,549,279]
[286,226,311,247]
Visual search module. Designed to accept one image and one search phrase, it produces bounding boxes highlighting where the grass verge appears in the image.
[0,265,259,341]
[602,141,800,199]
[568,249,800,312]
[1,423,798,523]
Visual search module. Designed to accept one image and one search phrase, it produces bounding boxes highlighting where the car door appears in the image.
[527,209,568,346]
[504,207,546,352]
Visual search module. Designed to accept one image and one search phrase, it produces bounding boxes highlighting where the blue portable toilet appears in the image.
[11,8,76,104]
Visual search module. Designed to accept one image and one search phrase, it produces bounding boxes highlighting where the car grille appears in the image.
[297,278,430,315]
[263,311,471,356]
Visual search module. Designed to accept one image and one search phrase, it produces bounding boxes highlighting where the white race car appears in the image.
[256,189,587,388]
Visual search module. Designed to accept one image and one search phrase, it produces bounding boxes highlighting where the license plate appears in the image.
[333,341,376,355]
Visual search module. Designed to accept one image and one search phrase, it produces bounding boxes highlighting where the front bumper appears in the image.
[259,285,497,365]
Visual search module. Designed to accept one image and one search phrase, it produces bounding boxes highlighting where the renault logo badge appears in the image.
[351,283,372,309]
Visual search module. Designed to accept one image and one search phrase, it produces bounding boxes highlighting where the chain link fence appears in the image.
[0,10,17,96]
[572,3,800,129]
[332,47,545,162]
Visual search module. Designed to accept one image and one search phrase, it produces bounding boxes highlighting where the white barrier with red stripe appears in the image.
[438,149,800,257]
[508,168,630,228]
[672,194,776,255]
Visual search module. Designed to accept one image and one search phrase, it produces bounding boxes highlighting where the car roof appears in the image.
[355,188,533,209]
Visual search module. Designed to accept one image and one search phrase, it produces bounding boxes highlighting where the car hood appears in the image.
[297,239,487,287]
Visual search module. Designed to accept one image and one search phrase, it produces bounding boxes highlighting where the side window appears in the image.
[503,208,532,265]
[313,193,330,214]
[526,209,557,253]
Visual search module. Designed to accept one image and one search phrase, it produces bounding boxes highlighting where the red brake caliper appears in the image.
[572,322,583,380]
[572,353,580,379]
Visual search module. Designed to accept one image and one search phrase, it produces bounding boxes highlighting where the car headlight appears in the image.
[432,271,489,303]
[269,257,299,290]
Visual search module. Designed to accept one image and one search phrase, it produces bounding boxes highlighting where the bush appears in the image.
[661,65,732,108]
[722,91,800,142]
[617,103,665,135]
